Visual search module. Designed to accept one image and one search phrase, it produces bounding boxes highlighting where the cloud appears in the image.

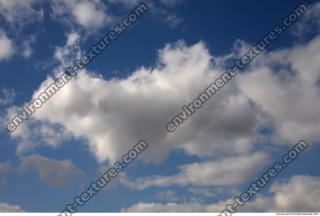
[8,19,320,167]
[122,152,268,189]
[292,2,320,39]
[0,161,11,186]
[122,200,229,212]
[50,0,113,31]
[18,154,84,187]
[8,118,74,154]
[123,175,320,212]
[108,0,183,28]
[236,35,320,144]
[0,29,14,60]
[237,175,320,212]
[10,32,320,165]
[155,190,180,202]
[9,40,262,163]
[72,1,110,29]
[0,88,15,106]
[146,1,184,28]
[21,35,37,58]
[187,187,223,198]
[54,31,81,66]
[267,175,320,211]
[0,0,43,28]
[0,202,24,212]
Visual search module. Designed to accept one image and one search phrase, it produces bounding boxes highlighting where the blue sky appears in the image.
[0,0,320,213]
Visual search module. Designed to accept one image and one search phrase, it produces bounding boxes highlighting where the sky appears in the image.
[0,0,320,213]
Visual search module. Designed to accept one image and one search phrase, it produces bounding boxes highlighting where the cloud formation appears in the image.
[122,152,268,189]
[8,32,320,166]
[9,40,262,163]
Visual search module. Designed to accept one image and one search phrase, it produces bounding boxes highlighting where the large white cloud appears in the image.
[9,40,262,163]
[8,32,320,166]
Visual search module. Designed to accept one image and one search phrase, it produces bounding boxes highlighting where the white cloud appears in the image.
[8,117,73,154]
[21,35,37,58]
[107,0,183,28]
[0,88,15,106]
[0,202,24,212]
[72,2,109,29]
[0,30,14,60]
[123,175,320,212]
[164,14,183,28]
[122,200,228,212]
[7,17,320,173]
[10,32,320,165]
[10,40,261,163]
[292,2,320,39]
[0,0,43,28]
[18,154,84,187]
[237,35,320,144]
[122,152,268,189]
[155,190,180,202]
[237,175,320,212]
[187,187,223,198]
[54,31,81,66]
[50,0,113,31]
[146,1,184,28]
[268,175,320,211]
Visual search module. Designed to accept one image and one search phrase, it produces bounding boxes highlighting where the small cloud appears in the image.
[50,0,113,31]
[0,202,24,212]
[0,29,14,61]
[155,190,179,202]
[18,154,85,187]
[165,14,183,28]
[0,88,15,106]
[21,35,37,58]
